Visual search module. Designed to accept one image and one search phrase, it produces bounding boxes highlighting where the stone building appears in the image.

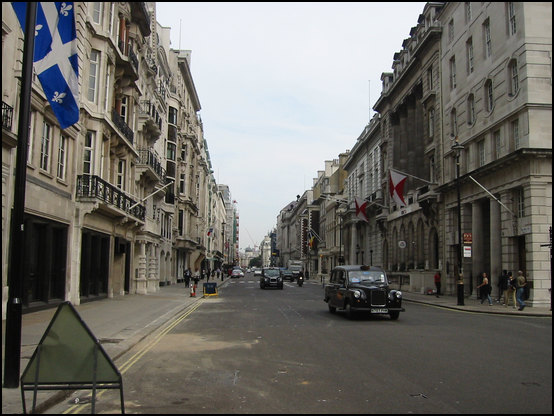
[437,2,552,305]
[2,2,228,316]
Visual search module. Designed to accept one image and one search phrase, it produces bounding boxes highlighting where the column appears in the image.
[472,202,484,298]
[350,222,357,265]
[136,241,147,294]
[490,198,502,299]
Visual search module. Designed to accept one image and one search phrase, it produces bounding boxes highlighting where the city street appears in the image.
[47,272,552,414]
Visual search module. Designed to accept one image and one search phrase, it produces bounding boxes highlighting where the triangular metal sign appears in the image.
[21,301,121,384]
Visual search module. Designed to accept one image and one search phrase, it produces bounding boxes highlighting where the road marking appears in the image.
[63,300,205,414]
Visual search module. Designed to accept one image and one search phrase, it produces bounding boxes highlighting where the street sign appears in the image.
[464,245,472,257]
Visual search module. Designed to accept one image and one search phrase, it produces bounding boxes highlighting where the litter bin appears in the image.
[203,282,217,296]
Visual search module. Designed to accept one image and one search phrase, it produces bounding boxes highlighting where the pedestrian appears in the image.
[185,268,191,287]
[206,268,210,282]
[477,272,492,306]
[504,271,517,309]
[434,271,441,297]
[497,270,509,303]
[515,270,527,311]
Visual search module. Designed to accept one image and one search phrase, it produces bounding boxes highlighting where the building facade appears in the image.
[2,2,230,317]
[275,2,551,306]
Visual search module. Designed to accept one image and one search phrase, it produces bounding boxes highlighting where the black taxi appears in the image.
[324,265,404,320]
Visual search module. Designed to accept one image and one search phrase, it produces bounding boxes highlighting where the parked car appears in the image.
[259,267,283,289]
[324,265,404,320]
[231,269,244,278]
[253,268,263,276]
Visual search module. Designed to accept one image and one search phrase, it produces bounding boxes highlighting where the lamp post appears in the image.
[452,137,465,306]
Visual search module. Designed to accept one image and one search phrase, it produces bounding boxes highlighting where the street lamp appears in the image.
[452,136,465,306]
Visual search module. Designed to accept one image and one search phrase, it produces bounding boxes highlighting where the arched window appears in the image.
[484,79,494,112]
[508,59,519,96]
[467,94,475,125]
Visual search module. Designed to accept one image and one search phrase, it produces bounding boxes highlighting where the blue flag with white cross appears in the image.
[12,2,79,129]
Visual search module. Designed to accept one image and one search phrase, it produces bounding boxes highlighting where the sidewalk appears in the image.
[2,280,551,414]
[2,278,230,415]
[403,290,552,317]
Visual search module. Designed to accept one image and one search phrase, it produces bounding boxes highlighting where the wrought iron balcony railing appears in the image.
[77,174,145,221]
[111,109,134,144]
[2,101,14,131]
[137,148,166,180]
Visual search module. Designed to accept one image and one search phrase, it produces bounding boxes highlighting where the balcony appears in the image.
[112,109,134,144]
[2,101,13,131]
[139,100,162,142]
[137,148,166,183]
[77,174,145,222]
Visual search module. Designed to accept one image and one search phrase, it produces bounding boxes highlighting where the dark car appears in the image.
[324,265,404,320]
[280,269,294,281]
[260,267,283,289]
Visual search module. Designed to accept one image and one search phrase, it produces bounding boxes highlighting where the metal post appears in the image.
[4,2,37,389]
[452,138,465,306]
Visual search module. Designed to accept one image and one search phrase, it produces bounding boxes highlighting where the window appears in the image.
[517,188,524,218]
[467,94,475,125]
[104,64,112,112]
[179,173,186,194]
[450,108,458,137]
[108,2,115,36]
[92,2,103,25]
[465,2,472,23]
[484,19,492,58]
[40,121,52,171]
[180,144,187,161]
[57,135,67,180]
[117,159,126,190]
[428,108,435,138]
[88,50,100,103]
[493,130,502,159]
[485,79,494,112]
[27,112,36,163]
[466,37,474,74]
[511,119,520,149]
[478,139,485,167]
[168,106,178,125]
[84,130,95,174]
[509,59,519,96]
[448,19,454,43]
[450,56,457,89]
[508,2,517,35]
[120,96,128,123]
[167,142,176,161]
[427,66,433,90]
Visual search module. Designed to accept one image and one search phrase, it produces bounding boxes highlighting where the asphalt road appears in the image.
[49,273,552,414]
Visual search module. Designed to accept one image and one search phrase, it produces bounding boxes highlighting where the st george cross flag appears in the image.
[12,2,79,129]
[354,197,369,222]
[389,169,408,208]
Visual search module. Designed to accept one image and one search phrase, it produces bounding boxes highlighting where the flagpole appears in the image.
[468,175,517,217]
[4,2,37,389]
[390,168,436,185]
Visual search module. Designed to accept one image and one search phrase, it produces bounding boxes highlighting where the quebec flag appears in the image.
[12,2,79,129]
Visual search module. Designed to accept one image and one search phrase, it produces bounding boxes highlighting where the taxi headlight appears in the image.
[353,290,361,299]
[389,290,403,300]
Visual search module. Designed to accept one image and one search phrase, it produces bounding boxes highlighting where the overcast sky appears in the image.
[155,2,427,251]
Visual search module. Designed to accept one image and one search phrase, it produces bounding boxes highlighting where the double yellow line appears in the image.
[64,299,205,414]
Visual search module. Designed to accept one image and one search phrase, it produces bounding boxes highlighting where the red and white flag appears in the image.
[389,169,407,207]
[354,197,369,222]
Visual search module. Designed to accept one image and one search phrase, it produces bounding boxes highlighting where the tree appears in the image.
[249,255,262,268]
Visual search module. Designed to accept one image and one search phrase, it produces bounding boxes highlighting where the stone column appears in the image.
[490,198,502,299]
[472,202,484,298]
[136,241,147,294]
[350,222,357,265]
